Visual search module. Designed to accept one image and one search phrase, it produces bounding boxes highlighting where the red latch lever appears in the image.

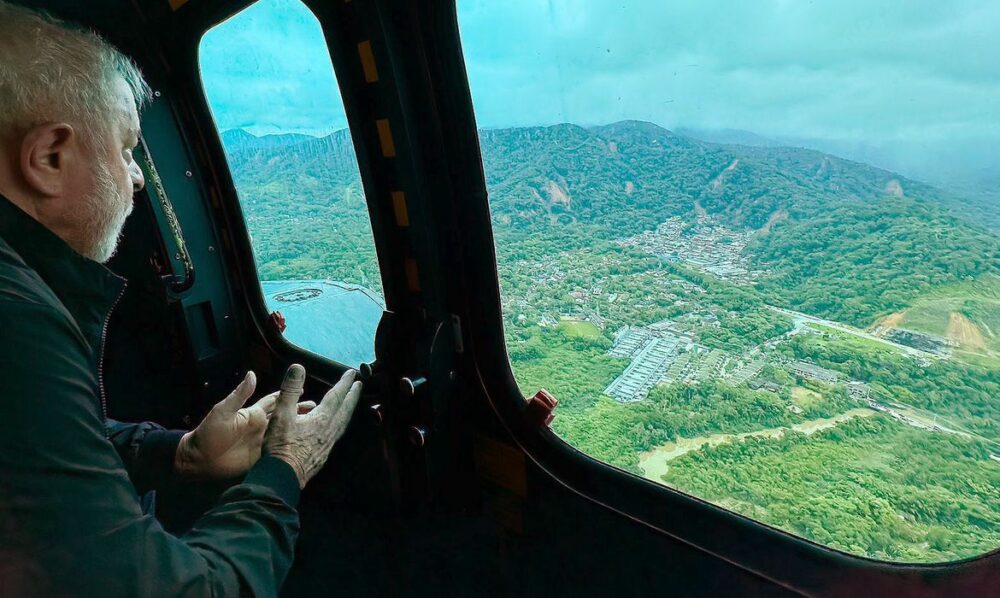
[524,389,558,429]
[269,311,287,334]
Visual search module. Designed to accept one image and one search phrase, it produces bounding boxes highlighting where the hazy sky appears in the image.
[200,0,348,134]
[200,0,999,187]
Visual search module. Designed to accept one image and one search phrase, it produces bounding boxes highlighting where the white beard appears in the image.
[80,160,133,263]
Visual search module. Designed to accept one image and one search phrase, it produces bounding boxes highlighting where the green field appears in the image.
[557,318,602,340]
[791,385,823,407]
[805,323,906,354]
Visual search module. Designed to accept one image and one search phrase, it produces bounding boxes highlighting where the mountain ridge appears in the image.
[222,120,942,230]
[221,119,998,327]
[219,121,989,244]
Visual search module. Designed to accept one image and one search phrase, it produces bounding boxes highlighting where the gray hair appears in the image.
[0,1,151,148]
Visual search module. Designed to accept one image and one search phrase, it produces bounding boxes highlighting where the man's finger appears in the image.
[219,371,257,413]
[329,380,363,435]
[242,403,270,432]
[316,369,357,417]
[297,401,316,414]
[255,392,279,416]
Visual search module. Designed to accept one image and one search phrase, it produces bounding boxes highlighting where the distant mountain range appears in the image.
[221,121,998,327]
[222,121,990,232]
[674,126,1000,231]
[476,119,942,233]
[675,127,783,148]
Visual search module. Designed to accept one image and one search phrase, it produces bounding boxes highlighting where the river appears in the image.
[638,408,876,481]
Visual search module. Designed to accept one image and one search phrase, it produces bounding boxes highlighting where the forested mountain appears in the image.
[677,128,1000,233]
[222,120,967,235]
[221,123,1000,563]
[480,120,942,230]
[221,128,377,290]
[223,121,999,328]
[222,127,360,191]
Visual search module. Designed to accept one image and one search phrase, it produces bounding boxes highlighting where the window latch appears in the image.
[524,389,558,429]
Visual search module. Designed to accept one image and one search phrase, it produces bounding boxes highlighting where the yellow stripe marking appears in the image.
[404,258,420,292]
[391,191,409,227]
[474,435,528,498]
[168,0,188,10]
[358,41,379,83]
[376,118,396,158]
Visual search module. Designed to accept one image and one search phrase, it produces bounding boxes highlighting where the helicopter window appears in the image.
[199,0,383,367]
[458,0,1000,563]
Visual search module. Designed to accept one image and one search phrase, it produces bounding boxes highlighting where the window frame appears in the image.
[170,0,1000,592]
[174,0,412,389]
[430,0,1000,592]
[195,0,387,371]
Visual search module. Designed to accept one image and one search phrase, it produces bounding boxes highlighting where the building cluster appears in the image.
[605,331,690,402]
[603,315,880,406]
[663,348,728,384]
[605,320,747,402]
[789,361,841,384]
[727,357,767,385]
[847,381,870,401]
[617,217,762,283]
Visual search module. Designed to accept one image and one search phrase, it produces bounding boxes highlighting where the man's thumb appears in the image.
[275,364,306,418]
[220,371,257,413]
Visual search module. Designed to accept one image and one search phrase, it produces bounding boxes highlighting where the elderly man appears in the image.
[0,3,361,595]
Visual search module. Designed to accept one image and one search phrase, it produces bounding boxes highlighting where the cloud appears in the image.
[199,0,999,187]
[459,0,1000,139]
[457,0,1000,187]
[199,0,348,135]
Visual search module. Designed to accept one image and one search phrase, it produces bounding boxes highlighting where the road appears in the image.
[768,305,940,360]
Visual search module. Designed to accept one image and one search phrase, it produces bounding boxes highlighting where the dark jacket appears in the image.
[0,195,299,597]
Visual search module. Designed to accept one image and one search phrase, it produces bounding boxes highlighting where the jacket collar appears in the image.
[0,194,126,349]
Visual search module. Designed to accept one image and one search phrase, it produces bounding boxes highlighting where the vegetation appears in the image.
[893,275,1000,354]
[553,379,856,474]
[221,129,383,292]
[779,331,1000,441]
[221,122,1000,564]
[750,200,1000,326]
[664,416,1000,563]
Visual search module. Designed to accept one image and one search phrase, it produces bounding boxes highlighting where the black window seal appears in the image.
[416,1,1000,595]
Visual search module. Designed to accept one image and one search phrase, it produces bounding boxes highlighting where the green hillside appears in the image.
[223,122,999,329]
[749,199,999,326]
[481,121,999,326]
[221,130,381,292]
[220,123,1000,563]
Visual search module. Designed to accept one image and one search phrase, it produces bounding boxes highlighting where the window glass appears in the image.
[200,0,383,366]
[458,0,1000,563]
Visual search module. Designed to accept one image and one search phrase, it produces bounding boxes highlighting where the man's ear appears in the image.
[20,123,78,198]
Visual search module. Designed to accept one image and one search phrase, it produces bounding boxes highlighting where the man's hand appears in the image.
[174,371,316,480]
[264,365,362,489]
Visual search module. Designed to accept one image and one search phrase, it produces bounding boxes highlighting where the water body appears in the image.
[638,408,876,482]
[261,280,384,366]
